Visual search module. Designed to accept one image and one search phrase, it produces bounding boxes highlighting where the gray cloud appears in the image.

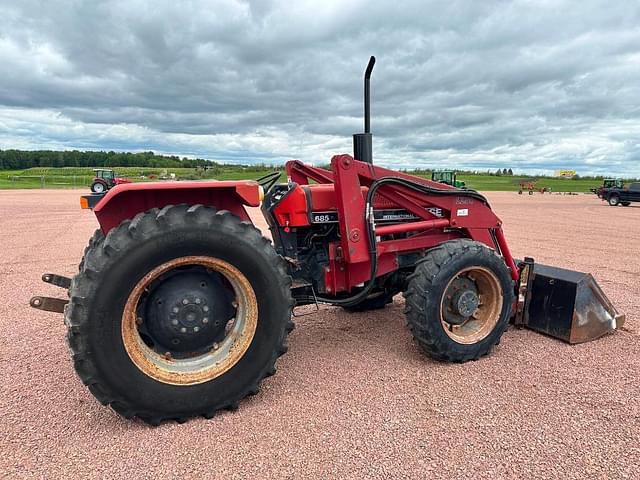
[0,0,639,175]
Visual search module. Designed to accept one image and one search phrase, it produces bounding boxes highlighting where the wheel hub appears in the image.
[142,270,235,354]
[439,266,504,345]
[454,289,480,318]
[442,277,479,325]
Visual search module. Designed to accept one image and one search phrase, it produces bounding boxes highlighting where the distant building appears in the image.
[555,170,576,178]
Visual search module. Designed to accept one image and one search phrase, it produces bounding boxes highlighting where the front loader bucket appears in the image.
[515,259,624,344]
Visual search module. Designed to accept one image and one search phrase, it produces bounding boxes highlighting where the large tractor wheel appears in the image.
[66,205,294,424]
[608,195,620,206]
[403,239,513,362]
[90,181,106,193]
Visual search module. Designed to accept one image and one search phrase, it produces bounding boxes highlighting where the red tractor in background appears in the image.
[31,57,623,425]
[90,168,131,193]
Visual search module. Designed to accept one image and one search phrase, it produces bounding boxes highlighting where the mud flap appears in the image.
[514,258,624,343]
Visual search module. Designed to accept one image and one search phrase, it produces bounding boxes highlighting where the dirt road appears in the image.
[1,190,638,479]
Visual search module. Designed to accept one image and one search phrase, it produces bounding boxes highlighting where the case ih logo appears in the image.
[427,207,444,218]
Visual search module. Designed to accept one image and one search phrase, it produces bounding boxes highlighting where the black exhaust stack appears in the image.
[353,56,376,163]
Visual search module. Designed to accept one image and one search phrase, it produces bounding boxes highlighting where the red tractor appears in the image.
[31,58,623,425]
[90,168,131,193]
[518,180,550,195]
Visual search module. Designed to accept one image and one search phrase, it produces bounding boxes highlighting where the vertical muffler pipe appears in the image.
[353,56,376,163]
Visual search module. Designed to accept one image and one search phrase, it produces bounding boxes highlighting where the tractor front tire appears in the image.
[403,239,513,363]
[608,195,620,206]
[66,205,294,424]
[621,202,631,207]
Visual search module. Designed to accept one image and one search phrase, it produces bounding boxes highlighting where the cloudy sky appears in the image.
[1,0,639,175]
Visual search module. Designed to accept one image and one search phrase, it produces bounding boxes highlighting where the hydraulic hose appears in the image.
[300,178,488,306]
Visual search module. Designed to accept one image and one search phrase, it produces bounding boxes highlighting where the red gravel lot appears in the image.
[1,190,638,479]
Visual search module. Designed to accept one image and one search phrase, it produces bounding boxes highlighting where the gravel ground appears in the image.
[1,190,638,479]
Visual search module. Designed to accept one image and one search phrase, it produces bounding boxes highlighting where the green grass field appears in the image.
[0,166,281,189]
[452,173,599,192]
[0,166,609,192]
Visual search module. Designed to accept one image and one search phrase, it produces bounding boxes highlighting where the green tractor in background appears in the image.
[603,178,624,189]
[431,170,466,188]
[590,178,623,195]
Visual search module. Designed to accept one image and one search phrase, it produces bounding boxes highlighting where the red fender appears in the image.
[89,181,261,234]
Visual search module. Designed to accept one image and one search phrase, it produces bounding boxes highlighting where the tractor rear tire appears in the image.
[91,181,106,194]
[66,205,294,424]
[78,229,104,271]
[608,195,620,206]
[403,239,513,362]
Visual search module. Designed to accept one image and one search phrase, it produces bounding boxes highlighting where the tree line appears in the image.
[1,150,632,181]
[0,150,219,170]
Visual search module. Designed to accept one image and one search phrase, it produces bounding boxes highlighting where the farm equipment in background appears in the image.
[518,180,550,195]
[597,181,640,206]
[589,178,625,199]
[30,57,624,425]
[90,169,131,193]
[590,178,624,195]
[431,170,466,188]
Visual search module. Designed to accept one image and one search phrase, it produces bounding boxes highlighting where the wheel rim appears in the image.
[439,266,503,345]
[121,256,258,385]
[93,183,104,193]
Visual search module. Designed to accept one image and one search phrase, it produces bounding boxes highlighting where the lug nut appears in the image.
[172,307,179,313]
[232,301,238,308]
[136,317,143,325]
[203,306,209,312]
[180,327,187,333]
[194,326,200,332]
[203,317,209,324]
[182,298,189,305]
[213,342,219,350]
[171,319,179,325]
[195,298,201,304]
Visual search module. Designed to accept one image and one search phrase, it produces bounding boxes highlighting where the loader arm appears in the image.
[82,181,262,233]
[327,154,520,280]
